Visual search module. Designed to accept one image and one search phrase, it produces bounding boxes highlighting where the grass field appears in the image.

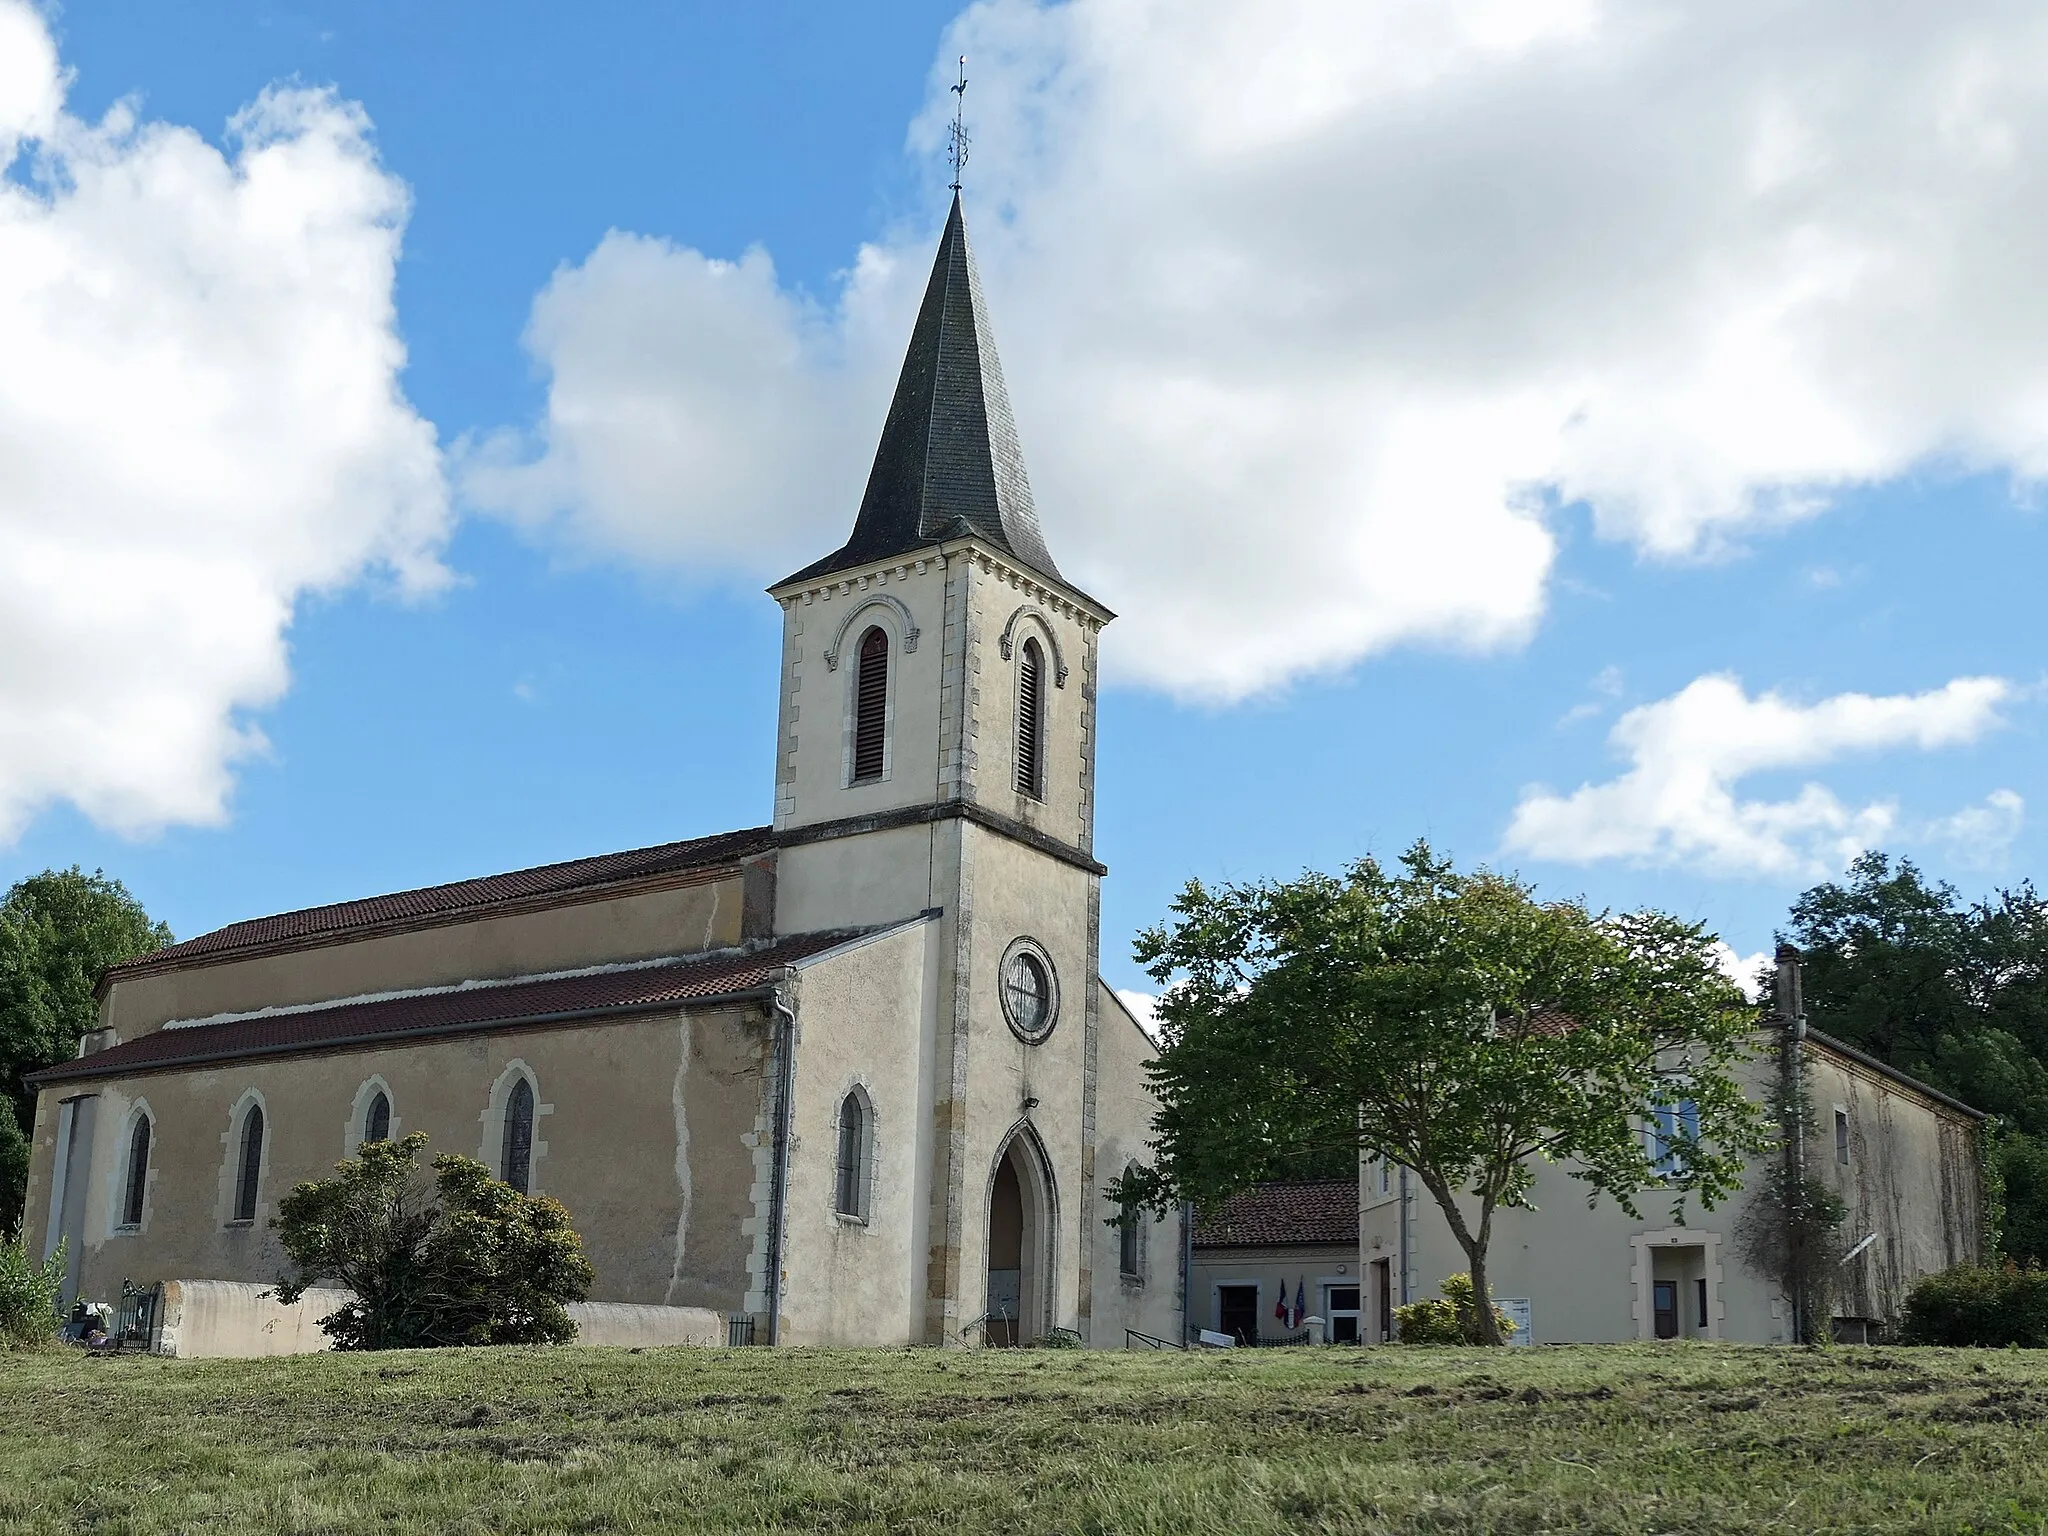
[2,1342,2046,1534]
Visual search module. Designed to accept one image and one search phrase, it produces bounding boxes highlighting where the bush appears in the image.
[273,1134,594,1350]
[1899,1262,2048,1348]
[0,1230,64,1350]
[1393,1272,1518,1345]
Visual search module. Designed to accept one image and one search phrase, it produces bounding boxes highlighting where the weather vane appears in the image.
[948,55,970,192]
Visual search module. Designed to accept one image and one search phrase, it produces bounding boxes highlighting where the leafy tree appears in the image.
[1782,853,2048,1263]
[0,870,172,1226]
[273,1133,595,1350]
[1117,843,1770,1344]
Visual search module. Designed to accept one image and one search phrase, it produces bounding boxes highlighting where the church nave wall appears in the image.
[37,1004,775,1317]
[103,872,751,1041]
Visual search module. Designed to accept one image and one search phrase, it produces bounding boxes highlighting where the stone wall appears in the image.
[151,1280,725,1358]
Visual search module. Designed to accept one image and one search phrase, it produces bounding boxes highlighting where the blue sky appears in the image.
[3,0,2045,1001]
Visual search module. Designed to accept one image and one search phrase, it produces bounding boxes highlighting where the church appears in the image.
[23,194,1184,1351]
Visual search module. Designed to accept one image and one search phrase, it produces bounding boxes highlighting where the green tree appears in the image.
[1782,853,2048,1263]
[0,869,172,1227]
[273,1133,595,1350]
[1118,843,1770,1344]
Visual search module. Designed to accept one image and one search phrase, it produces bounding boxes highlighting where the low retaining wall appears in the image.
[153,1281,727,1358]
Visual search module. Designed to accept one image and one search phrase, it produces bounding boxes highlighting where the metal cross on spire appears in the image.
[948,55,970,192]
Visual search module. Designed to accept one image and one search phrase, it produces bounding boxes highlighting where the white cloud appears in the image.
[1925,787,2026,868]
[1709,941,1773,1002]
[1506,674,2013,876]
[1114,988,1162,1042]
[0,2,447,841]
[471,0,2048,699]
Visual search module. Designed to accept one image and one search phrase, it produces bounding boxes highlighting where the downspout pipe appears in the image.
[1775,944,1808,1344]
[766,983,799,1346]
[1397,1167,1412,1307]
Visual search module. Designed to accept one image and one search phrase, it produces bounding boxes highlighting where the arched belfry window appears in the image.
[1016,637,1045,799]
[502,1077,535,1195]
[364,1089,391,1146]
[121,1113,152,1229]
[835,1088,872,1221]
[233,1104,265,1223]
[851,626,889,783]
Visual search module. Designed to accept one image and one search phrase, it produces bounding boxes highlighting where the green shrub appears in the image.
[1900,1262,2048,1348]
[0,1230,64,1350]
[273,1134,594,1350]
[1393,1272,1518,1345]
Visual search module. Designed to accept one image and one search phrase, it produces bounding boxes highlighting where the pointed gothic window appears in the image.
[835,1090,869,1220]
[1016,637,1045,799]
[852,627,889,783]
[233,1105,264,1223]
[1118,1168,1142,1279]
[121,1113,151,1229]
[502,1077,535,1194]
[364,1090,391,1145]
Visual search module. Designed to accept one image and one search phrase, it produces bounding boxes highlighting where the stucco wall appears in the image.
[103,871,749,1039]
[776,920,938,1346]
[1359,1037,1983,1344]
[774,828,939,935]
[29,1004,772,1318]
[1089,985,1183,1347]
[936,822,1100,1345]
[774,557,952,829]
[1810,1050,1983,1321]
[957,554,1100,855]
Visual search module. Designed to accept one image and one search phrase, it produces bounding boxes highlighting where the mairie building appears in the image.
[23,194,1183,1351]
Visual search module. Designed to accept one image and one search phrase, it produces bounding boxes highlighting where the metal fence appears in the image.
[111,1280,161,1352]
[726,1314,757,1347]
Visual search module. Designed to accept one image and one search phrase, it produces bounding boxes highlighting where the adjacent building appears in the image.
[1189,1181,1362,1345]
[1361,984,1984,1345]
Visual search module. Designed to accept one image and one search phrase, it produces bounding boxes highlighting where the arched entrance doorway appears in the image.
[983,1126,1056,1346]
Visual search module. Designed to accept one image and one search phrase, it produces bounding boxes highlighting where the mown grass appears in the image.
[2,1342,2046,1534]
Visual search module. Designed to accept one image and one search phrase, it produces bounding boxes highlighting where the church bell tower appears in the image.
[766,192,1118,1344]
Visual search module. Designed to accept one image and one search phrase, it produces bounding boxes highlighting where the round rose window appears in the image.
[1000,940,1059,1042]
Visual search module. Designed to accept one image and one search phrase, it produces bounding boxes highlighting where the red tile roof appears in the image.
[105,825,775,982]
[1193,1181,1359,1249]
[34,930,845,1086]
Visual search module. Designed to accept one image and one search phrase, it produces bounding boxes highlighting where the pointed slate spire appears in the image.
[783,194,1061,586]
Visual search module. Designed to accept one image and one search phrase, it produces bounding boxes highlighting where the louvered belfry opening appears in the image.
[1015,637,1044,798]
[852,626,889,782]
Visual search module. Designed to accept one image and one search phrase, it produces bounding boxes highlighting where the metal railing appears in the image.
[1124,1328,1187,1351]
[726,1314,758,1347]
